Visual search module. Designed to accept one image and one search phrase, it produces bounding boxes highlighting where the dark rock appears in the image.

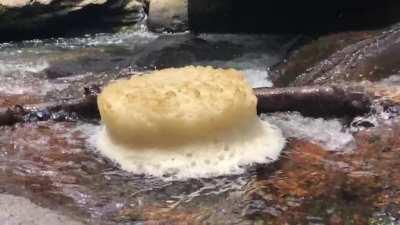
[270,31,377,87]
[272,22,400,87]
[243,199,282,218]
[293,24,400,86]
[84,84,101,97]
[350,119,375,130]
[190,0,400,33]
[44,47,133,78]
[131,33,243,69]
[0,0,146,41]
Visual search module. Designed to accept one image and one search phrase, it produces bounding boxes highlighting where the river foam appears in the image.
[262,112,355,151]
[96,118,285,180]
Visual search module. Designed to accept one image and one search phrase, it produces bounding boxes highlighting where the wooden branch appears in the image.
[254,85,372,117]
[0,84,375,126]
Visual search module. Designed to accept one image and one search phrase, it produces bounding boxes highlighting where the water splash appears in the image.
[262,112,355,151]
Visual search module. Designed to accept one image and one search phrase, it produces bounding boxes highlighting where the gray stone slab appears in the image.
[0,194,85,225]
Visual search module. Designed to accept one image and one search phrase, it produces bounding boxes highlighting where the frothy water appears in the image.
[0,24,158,51]
[0,29,294,97]
[262,112,356,151]
[94,119,285,180]
[0,72,70,96]
[78,122,252,202]
[197,34,296,88]
[0,60,49,74]
[0,26,159,96]
[75,109,355,204]
[242,69,273,87]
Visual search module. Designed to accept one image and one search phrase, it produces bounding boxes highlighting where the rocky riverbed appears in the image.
[1,7,400,225]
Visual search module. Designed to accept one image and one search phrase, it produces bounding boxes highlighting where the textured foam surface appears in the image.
[98,66,257,146]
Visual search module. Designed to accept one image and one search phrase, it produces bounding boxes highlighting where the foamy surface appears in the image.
[95,118,285,180]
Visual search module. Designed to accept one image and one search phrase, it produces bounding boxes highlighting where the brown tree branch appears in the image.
[0,84,375,126]
[254,85,372,117]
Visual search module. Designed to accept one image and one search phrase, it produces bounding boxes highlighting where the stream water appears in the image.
[0,27,289,96]
[1,25,399,225]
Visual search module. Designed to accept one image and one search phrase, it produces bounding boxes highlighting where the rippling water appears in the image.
[0,26,298,99]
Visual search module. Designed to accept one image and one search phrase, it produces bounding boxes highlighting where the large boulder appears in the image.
[0,0,146,41]
[271,22,400,86]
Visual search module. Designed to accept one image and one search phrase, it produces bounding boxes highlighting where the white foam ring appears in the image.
[96,118,285,180]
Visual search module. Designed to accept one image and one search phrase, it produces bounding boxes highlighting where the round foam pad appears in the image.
[96,66,285,179]
[98,66,257,146]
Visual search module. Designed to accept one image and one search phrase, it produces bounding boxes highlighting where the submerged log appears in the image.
[254,85,372,117]
[0,84,388,126]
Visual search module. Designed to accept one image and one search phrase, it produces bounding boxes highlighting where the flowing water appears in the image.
[1,25,400,225]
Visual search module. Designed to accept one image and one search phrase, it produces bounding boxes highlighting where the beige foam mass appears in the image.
[98,66,257,146]
[96,66,285,179]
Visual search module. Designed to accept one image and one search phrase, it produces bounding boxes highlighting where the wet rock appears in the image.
[271,31,377,87]
[350,118,375,130]
[190,0,400,33]
[0,115,399,224]
[0,194,85,225]
[0,0,146,41]
[243,199,282,218]
[242,117,400,224]
[0,121,252,224]
[272,22,400,86]
[83,84,101,97]
[131,33,243,69]
[44,48,133,78]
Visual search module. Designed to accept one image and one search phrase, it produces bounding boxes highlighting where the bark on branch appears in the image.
[254,85,372,117]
